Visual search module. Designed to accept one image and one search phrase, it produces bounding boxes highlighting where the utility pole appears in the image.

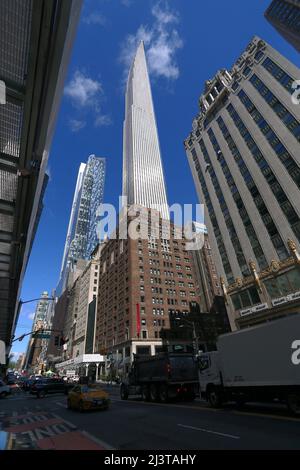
[176,317,202,397]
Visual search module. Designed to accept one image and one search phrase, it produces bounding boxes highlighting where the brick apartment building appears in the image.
[95,207,202,374]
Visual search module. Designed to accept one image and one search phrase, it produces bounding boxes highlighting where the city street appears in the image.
[1,386,300,450]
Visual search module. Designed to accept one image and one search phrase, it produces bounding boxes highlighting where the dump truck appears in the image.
[120,352,199,402]
[199,314,300,415]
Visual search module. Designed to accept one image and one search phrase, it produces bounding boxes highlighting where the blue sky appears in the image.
[12,0,300,357]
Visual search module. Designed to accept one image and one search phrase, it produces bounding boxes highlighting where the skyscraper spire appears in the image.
[122,41,169,220]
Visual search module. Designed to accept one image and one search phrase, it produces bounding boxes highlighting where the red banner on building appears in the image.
[136,303,141,337]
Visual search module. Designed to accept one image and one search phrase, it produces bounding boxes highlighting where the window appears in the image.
[141,319,146,326]
[231,286,261,310]
[142,331,147,339]
[264,269,300,298]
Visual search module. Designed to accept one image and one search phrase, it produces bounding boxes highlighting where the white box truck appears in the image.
[199,314,300,415]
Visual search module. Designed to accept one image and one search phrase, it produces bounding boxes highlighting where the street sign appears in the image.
[34,333,51,339]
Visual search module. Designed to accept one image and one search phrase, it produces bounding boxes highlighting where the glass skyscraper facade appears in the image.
[185,36,300,330]
[265,0,300,52]
[58,155,106,293]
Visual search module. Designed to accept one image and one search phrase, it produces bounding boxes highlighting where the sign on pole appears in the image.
[0,340,6,365]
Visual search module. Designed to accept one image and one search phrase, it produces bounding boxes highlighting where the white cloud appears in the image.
[83,12,107,26]
[94,114,112,127]
[121,0,133,6]
[151,2,179,27]
[65,71,112,132]
[69,119,87,132]
[28,312,35,320]
[119,1,183,82]
[64,71,102,108]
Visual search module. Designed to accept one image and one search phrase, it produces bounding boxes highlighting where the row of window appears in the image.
[217,115,288,262]
[262,57,294,94]
[207,127,268,270]
[249,74,300,142]
[191,147,234,284]
[235,94,300,242]
[239,86,300,191]
[199,139,250,277]
[227,102,298,250]
[267,0,300,33]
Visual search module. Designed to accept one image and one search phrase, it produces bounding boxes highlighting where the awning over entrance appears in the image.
[55,354,105,370]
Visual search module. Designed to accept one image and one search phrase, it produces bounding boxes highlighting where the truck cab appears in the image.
[198,352,223,406]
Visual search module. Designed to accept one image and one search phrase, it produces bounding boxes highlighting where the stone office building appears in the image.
[185,36,300,330]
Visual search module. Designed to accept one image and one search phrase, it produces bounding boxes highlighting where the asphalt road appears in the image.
[1,387,300,450]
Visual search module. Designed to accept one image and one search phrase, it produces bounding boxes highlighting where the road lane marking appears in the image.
[177,424,240,440]
[55,402,67,409]
[111,398,300,422]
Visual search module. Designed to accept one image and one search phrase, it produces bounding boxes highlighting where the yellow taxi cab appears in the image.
[67,384,110,412]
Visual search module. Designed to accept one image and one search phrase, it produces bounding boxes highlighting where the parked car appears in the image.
[30,378,73,398]
[67,384,110,412]
[0,380,11,398]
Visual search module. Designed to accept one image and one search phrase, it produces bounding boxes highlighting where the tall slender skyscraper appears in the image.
[58,155,106,293]
[122,41,169,220]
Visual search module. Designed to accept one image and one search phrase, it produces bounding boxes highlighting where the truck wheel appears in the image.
[207,387,222,408]
[142,385,150,402]
[150,384,159,402]
[120,385,128,400]
[286,393,300,416]
[159,384,169,403]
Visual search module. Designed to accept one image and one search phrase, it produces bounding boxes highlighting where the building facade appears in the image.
[57,163,86,294]
[265,0,300,52]
[94,207,202,376]
[46,289,70,365]
[24,291,52,372]
[58,155,106,293]
[72,245,101,358]
[191,222,222,312]
[185,36,300,330]
[122,42,169,220]
[0,0,82,356]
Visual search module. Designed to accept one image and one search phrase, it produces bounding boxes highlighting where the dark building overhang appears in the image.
[0,0,82,350]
